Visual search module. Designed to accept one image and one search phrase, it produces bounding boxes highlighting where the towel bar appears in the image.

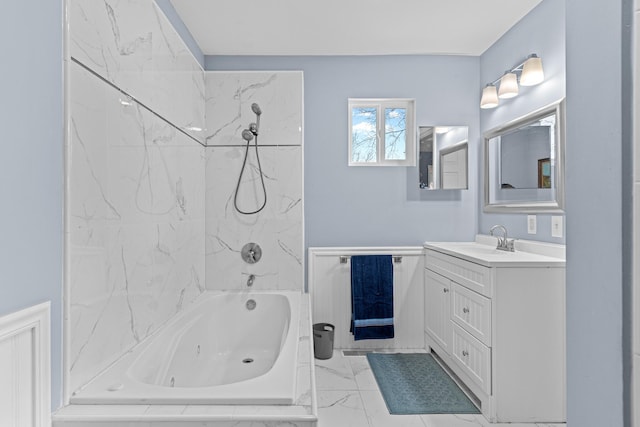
[339,255,402,264]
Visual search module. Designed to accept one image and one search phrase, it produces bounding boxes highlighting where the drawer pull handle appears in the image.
[443,288,449,293]
[462,350,469,357]
[462,307,470,314]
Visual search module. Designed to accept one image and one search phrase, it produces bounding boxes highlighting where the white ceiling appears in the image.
[170,0,543,56]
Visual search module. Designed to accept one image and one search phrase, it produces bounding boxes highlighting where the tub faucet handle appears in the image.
[241,242,262,264]
[247,274,255,287]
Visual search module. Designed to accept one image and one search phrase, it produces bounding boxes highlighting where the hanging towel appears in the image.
[350,255,394,340]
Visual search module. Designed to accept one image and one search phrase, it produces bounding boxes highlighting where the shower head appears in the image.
[251,103,262,116]
[241,129,254,142]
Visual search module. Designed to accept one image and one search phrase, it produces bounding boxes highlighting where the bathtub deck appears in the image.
[52,403,316,425]
[53,294,318,427]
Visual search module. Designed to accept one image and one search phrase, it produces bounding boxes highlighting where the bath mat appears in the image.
[366,353,480,415]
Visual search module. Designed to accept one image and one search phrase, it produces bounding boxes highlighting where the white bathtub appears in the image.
[70,291,300,405]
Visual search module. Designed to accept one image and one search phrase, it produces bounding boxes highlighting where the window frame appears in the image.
[348,98,416,167]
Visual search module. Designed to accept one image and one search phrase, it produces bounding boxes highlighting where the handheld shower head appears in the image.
[241,129,254,142]
[235,104,267,215]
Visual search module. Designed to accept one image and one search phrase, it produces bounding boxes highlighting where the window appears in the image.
[348,98,416,166]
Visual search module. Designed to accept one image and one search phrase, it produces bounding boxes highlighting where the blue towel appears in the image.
[350,255,394,340]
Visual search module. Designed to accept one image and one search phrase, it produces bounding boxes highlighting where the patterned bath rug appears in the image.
[366,353,480,415]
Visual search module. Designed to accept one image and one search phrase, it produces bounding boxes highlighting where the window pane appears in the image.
[384,108,407,160]
[351,107,377,163]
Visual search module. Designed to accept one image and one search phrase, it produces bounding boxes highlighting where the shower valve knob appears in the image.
[241,243,262,264]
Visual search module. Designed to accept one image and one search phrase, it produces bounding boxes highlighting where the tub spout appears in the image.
[247,274,255,287]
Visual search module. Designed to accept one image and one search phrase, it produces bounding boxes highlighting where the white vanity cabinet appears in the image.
[423,239,566,423]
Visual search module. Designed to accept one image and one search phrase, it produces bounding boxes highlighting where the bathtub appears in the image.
[70,291,301,405]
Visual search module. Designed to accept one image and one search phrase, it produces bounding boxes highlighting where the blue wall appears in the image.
[206,55,480,248]
[0,1,64,409]
[479,0,566,243]
[565,0,629,425]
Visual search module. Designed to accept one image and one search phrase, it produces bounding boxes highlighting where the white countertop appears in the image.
[424,235,566,268]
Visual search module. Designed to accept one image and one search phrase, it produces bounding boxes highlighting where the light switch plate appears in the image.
[527,215,537,234]
[551,216,563,238]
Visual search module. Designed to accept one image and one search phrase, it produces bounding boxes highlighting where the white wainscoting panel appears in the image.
[308,247,424,349]
[0,302,51,427]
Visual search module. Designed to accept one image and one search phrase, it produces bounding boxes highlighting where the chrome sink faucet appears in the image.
[490,225,515,252]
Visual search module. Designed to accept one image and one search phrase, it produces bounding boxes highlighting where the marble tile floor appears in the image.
[314,350,565,427]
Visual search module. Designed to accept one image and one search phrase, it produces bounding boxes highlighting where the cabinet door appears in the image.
[425,269,451,354]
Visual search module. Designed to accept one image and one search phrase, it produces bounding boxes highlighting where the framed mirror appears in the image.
[419,125,468,190]
[484,99,565,213]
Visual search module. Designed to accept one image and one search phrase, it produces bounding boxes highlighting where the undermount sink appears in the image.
[423,235,565,267]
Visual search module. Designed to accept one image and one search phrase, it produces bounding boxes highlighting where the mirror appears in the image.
[484,99,565,213]
[419,126,468,190]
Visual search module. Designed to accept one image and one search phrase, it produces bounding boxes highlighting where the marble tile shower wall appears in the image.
[68,0,205,142]
[67,0,207,394]
[204,72,304,291]
[67,0,303,398]
[68,61,206,394]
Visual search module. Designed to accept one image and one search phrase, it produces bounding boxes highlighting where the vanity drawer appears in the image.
[451,283,492,346]
[452,322,491,395]
[425,250,493,297]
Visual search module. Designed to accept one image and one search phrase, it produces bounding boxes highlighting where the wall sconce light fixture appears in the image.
[480,54,544,109]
